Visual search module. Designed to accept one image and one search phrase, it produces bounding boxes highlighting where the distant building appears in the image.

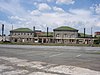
[95,32,100,37]
[53,26,78,44]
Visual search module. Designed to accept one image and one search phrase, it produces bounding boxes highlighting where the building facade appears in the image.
[95,32,100,37]
[53,26,79,44]
[10,26,94,44]
[10,28,34,43]
[10,28,53,43]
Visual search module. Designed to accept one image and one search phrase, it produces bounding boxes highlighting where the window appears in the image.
[64,34,67,38]
[18,33,20,35]
[14,33,16,35]
[27,33,29,35]
[30,33,32,35]
[21,33,23,35]
[56,34,60,37]
[71,34,75,38]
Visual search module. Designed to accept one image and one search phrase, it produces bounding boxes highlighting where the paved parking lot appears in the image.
[0,45,100,75]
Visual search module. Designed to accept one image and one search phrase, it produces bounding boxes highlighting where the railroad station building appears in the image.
[10,26,93,44]
[10,28,53,43]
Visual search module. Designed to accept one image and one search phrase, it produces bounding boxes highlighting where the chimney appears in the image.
[84,28,85,38]
[2,24,4,37]
[47,27,48,37]
[2,24,4,41]
[33,26,35,37]
[91,27,92,37]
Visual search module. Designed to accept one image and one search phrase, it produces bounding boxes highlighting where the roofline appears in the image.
[10,30,42,32]
[10,31,34,33]
[53,29,78,32]
[95,31,100,33]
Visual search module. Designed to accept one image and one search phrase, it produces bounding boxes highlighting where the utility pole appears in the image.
[91,27,93,46]
[12,24,13,30]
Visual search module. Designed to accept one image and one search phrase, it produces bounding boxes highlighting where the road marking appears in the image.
[19,51,48,55]
[76,54,82,57]
[49,53,63,57]
[18,51,36,54]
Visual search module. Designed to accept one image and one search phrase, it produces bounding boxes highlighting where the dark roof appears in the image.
[78,33,91,38]
[39,32,53,37]
[53,26,78,31]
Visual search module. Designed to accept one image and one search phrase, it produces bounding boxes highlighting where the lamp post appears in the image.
[91,27,93,46]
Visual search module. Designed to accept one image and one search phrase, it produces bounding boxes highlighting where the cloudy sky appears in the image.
[0,0,100,35]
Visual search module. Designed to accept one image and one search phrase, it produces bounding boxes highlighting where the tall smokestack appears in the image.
[2,24,4,41]
[84,28,85,38]
[91,27,92,37]
[2,24,4,37]
[47,27,48,37]
[33,26,35,37]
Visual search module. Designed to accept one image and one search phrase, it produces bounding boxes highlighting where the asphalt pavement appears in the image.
[0,45,100,75]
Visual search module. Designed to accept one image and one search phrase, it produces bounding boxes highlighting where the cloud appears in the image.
[38,3,51,12]
[10,16,26,21]
[0,0,100,35]
[69,9,92,16]
[47,0,53,2]
[2,8,100,34]
[31,10,41,16]
[33,2,38,6]
[53,6,65,13]
[0,0,27,16]
[90,4,100,15]
[56,0,75,5]
[29,9,96,29]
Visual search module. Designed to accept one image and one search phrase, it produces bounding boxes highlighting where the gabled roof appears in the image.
[53,26,78,31]
[11,28,32,32]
